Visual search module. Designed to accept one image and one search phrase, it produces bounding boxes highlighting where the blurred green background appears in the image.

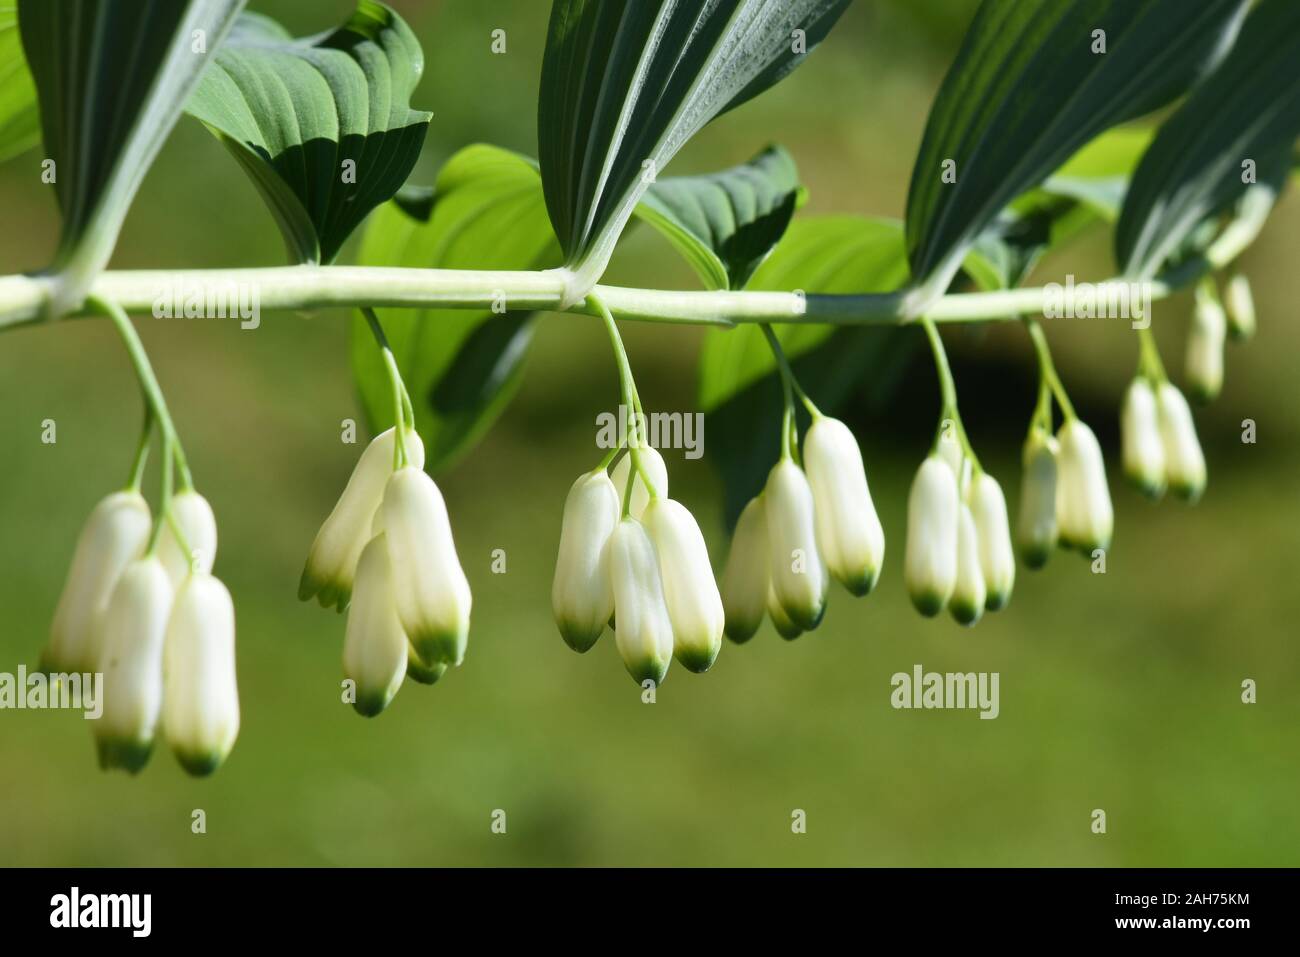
[1,0,1298,867]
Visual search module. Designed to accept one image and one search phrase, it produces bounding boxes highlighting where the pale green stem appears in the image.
[362,307,411,470]
[1025,319,1077,421]
[126,405,154,493]
[591,293,659,516]
[921,317,981,472]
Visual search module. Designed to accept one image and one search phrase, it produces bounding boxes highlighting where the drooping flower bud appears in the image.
[950,504,986,626]
[163,572,240,775]
[551,469,619,653]
[341,534,408,717]
[407,643,447,685]
[610,445,667,520]
[904,455,959,616]
[606,518,673,685]
[766,584,803,641]
[1120,378,1166,498]
[383,467,471,667]
[1156,382,1206,501]
[1016,432,1058,569]
[1186,284,1227,403]
[94,557,173,774]
[643,498,723,673]
[969,472,1014,611]
[1055,420,1113,552]
[763,459,828,631]
[158,489,217,587]
[802,416,885,596]
[720,496,769,644]
[1223,272,1256,342]
[299,426,425,611]
[44,491,151,675]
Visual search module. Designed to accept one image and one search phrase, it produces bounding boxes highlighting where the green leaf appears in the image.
[18,0,246,317]
[352,145,562,473]
[186,1,432,265]
[904,0,1251,298]
[0,4,39,162]
[1116,0,1300,278]
[634,145,801,291]
[537,0,850,305]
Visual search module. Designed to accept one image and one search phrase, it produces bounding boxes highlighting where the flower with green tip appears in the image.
[610,444,667,520]
[383,466,471,667]
[766,584,803,641]
[644,498,723,673]
[1156,383,1206,501]
[970,472,1014,611]
[950,503,986,627]
[407,643,447,685]
[1016,431,1058,569]
[551,469,620,653]
[44,491,151,675]
[1223,273,1256,341]
[342,533,408,717]
[1055,419,1113,552]
[763,459,827,631]
[904,455,959,616]
[94,557,173,774]
[606,517,673,685]
[720,496,769,645]
[1121,378,1166,498]
[1186,283,1227,403]
[299,426,424,611]
[163,572,240,775]
[803,416,885,596]
[158,489,217,587]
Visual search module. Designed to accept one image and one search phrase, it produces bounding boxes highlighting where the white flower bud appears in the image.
[950,504,986,626]
[803,417,885,596]
[300,426,424,611]
[1016,432,1058,569]
[158,489,217,587]
[342,534,408,717]
[904,455,959,616]
[163,573,240,775]
[763,459,828,631]
[45,491,151,675]
[1186,286,1227,403]
[766,583,803,641]
[644,498,723,673]
[407,643,447,685]
[94,557,173,773]
[1223,273,1256,341]
[610,445,667,520]
[720,496,769,644]
[1120,378,1166,498]
[606,518,674,685]
[383,466,471,667]
[1156,382,1206,501]
[1055,419,1113,552]
[970,472,1014,611]
[551,469,619,653]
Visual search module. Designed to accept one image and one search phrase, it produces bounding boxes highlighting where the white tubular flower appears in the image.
[299,426,425,611]
[970,472,1014,611]
[802,416,885,596]
[950,504,986,626]
[1055,419,1113,552]
[158,489,217,587]
[1016,432,1059,569]
[720,496,769,645]
[94,557,173,774]
[1156,383,1207,501]
[904,455,959,616]
[643,498,724,673]
[1186,285,1227,403]
[767,584,803,641]
[342,534,408,717]
[45,491,151,675]
[606,518,674,685]
[407,643,447,685]
[1223,273,1256,342]
[551,469,620,653]
[610,445,667,520]
[383,466,471,667]
[1120,378,1167,498]
[163,572,240,775]
[763,459,828,631]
